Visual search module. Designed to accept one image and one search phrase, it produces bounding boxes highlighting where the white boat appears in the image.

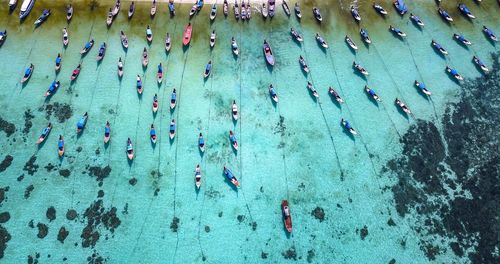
[165,33,171,51]
[210,30,216,48]
[19,0,35,20]
[111,0,121,17]
[62,28,69,46]
[210,4,217,20]
[150,0,157,16]
[9,0,18,12]
[195,165,202,189]
[232,100,238,120]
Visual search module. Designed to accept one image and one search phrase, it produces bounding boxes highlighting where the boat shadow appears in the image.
[454,39,470,50]
[431,46,447,60]
[341,127,356,141]
[353,69,367,80]
[266,63,273,74]
[415,87,431,101]
[485,37,497,47]
[150,140,156,149]
[222,173,239,191]
[329,96,342,109]
[365,92,380,108]
[183,44,189,53]
[396,105,411,120]
[446,73,461,84]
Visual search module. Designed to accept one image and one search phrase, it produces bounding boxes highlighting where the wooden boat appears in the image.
[104,121,111,143]
[281,200,292,233]
[351,6,361,22]
[136,75,143,94]
[157,63,163,84]
[231,37,239,55]
[229,130,238,150]
[373,3,388,16]
[410,13,425,27]
[80,39,94,55]
[128,1,135,19]
[70,64,81,81]
[142,47,148,67]
[210,30,216,48]
[36,123,52,144]
[431,40,448,55]
[345,35,358,50]
[146,25,153,43]
[169,119,176,140]
[170,89,177,109]
[307,82,319,98]
[223,0,228,17]
[55,53,62,72]
[34,9,50,27]
[57,135,64,157]
[150,124,157,144]
[117,58,123,77]
[365,85,381,101]
[263,40,275,66]
[446,66,463,81]
[126,138,134,160]
[299,56,309,73]
[223,166,240,187]
[282,0,290,16]
[232,100,238,120]
[21,64,34,83]
[234,0,240,20]
[290,28,303,42]
[120,31,128,49]
[262,3,268,18]
[62,28,69,46]
[210,4,217,20]
[152,94,159,113]
[360,28,371,44]
[111,0,121,17]
[204,60,212,78]
[353,61,369,75]
[183,23,192,46]
[269,84,278,103]
[268,0,275,18]
[198,133,205,152]
[395,98,412,115]
[246,1,251,19]
[328,87,344,103]
[195,165,202,189]
[389,25,406,37]
[44,81,60,97]
[312,7,322,22]
[66,5,73,21]
[169,0,175,17]
[438,8,453,22]
[414,80,431,96]
[316,33,328,48]
[341,118,357,135]
[473,56,489,73]
[19,0,35,20]
[76,112,88,133]
[0,30,6,46]
[9,0,18,12]
[150,0,157,17]
[294,3,301,19]
[165,33,172,51]
[106,8,113,27]
[96,42,106,61]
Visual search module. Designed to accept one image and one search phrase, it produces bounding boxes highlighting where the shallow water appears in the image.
[0,0,498,263]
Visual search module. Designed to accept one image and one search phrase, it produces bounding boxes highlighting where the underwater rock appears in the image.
[57,227,69,243]
[46,207,56,222]
[76,146,82,153]
[360,225,368,240]
[307,249,315,263]
[128,178,137,186]
[97,190,104,198]
[0,187,8,205]
[23,155,38,176]
[387,53,500,262]
[36,223,48,239]
[66,209,77,221]
[389,259,396,264]
[0,116,15,137]
[59,169,71,178]
[261,252,268,259]
[81,200,121,248]
[24,185,34,199]
[0,225,11,259]
[170,217,179,232]
[311,207,325,222]
[218,212,223,217]
[44,163,57,172]
[237,215,245,223]
[204,226,210,233]
[250,221,257,231]
[387,218,396,226]
[87,165,111,182]
[282,246,297,260]
[23,110,34,134]
[43,102,73,123]
[17,175,24,182]
[0,212,10,223]
[0,155,13,173]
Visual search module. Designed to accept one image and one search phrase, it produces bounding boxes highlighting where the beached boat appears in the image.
[146,25,153,43]
[360,28,371,44]
[232,100,238,120]
[195,165,202,189]
[76,112,88,133]
[268,0,275,18]
[315,33,328,48]
[57,135,64,157]
[128,1,135,19]
[44,80,60,97]
[373,3,388,16]
[136,75,143,94]
[142,47,148,67]
[204,60,212,78]
[157,63,163,84]
[294,3,301,19]
[458,3,474,19]
[353,61,368,75]
[438,8,453,22]
[241,2,247,20]
[165,33,172,51]
[473,56,489,73]
[70,64,81,81]
[446,66,463,81]
[223,166,240,187]
[104,121,111,143]
[282,0,290,16]
[9,0,17,12]
[389,25,406,37]
[328,87,344,103]
[96,42,106,61]
[54,53,62,71]
[120,31,128,49]
[262,3,268,18]
[299,55,309,73]
[117,58,123,77]
[233,1,240,20]
[246,1,251,19]
[169,119,176,140]
[341,118,357,135]
[210,30,216,48]
[290,28,303,42]
[80,39,94,55]
[106,8,113,27]
[19,0,35,20]
[345,35,358,50]
[453,34,471,45]
[21,64,34,83]
[169,0,175,17]
[66,4,73,21]
[62,28,69,46]
[36,123,51,144]
[229,130,238,150]
[395,98,412,115]
[281,200,292,233]
[431,40,448,55]
[126,138,134,160]
[312,7,322,22]
[210,4,217,20]
[111,0,120,17]
[150,124,157,144]
[150,0,157,17]
[351,6,361,22]
[0,30,6,46]
[198,133,205,152]
[223,0,228,17]
[170,89,177,109]
[231,37,239,55]
[393,0,407,15]
[183,23,192,46]
[410,13,424,27]
[307,82,319,98]
[152,94,159,113]
[365,86,381,102]
[263,40,275,66]
[414,80,431,96]
[34,9,50,27]
[269,84,278,103]
[483,26,498,42]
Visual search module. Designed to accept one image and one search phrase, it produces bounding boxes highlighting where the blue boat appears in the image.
[168,1,175,16]
[458,3,475,19]
[223,166,240,187]
[350,6,361,21]
[204,61,212,78]
[198,133,205,152]
[482,26,497,42]
[21,64,34,83]
[341,119,357,135]
[414,80,431,96]
[393,0,407,15]
[34,9,50,26]
[44,80,60,97]
[360,28,371,44]
[76,112,88,133]
[19,0,35,20]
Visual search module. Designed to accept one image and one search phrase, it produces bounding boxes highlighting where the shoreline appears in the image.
[126,0,283,5]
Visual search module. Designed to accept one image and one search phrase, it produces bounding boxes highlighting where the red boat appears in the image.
[183,23,192,46]
[281,200,292,233]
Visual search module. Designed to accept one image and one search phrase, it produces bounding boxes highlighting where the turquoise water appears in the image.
[0,0,498,263]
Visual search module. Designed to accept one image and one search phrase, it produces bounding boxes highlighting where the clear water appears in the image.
[0,0,498,263]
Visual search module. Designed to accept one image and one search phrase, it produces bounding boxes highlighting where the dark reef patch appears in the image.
[0,116,15,137]
[386,53,500,263]
[42,102,73,123]
[0,187,8,205]
[170,217,179,232]
[24,185,34,199]
[237,215,245,223]
[66,209,77,221]
[23,155,38,176]
[282,246,297,260]
[46,207,56,222]
[359,225,368,240]
[128,178,137,186]
[307,249,315,263]
[59,169,71,178]
[204,226,210,233]
[0,212,10,223]
[23,109,34,134]
[311,207,325,222]
[57,227,69,243]
[86,165,112,182]
[36,223,48,239]
[0,225,10,259]
[0,155,13,173]
[81,199,121,248]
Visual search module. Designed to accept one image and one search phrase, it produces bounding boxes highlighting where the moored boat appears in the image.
[106,8,113,27]
[373,3,388,16]
[351,6,361,22]
[438,8,453,22]
[150,0,157,17]
[389,25,406,37]
[195,165,202,189]
[44,80,60,97]
[229,130,238,150]
[458,3,475,19]
[446,66,463,81]
[410,13,424,27]
[241,2,247,20]
[55,53,62,71]
[169,0,175,17]
[328,87,344,103]
[21,63,34,83]
[299,55,309,73]
[246,0,251,19]
[169,119,176,140]
[36,122,52,144]
[472,56,489,73]
[104,121,111,143]
[189,4,198,17]
[9,0,18,12]
[76,112,88,133]
[204,60,212,78]
[306,81,319,98]
[263,40,275,66]
[269,84,278,103]
[120,31,129,49]
[210,4,217,20]
[62,28,69,46]
[117,58,124,77]
[231,37,239,55]
[34,9,50,27]
[290,28,303,42]
[341,118,357,135]
[453,33,471,45]
[146,25,153,43]
[223,0,229,17]
[395,98,412,115]
[232,100,238,120]
[353,61,368,75]
[66,4,73,21]
[57,135,64,157]
[414,80,431,96]
[165,33,172,51]
[210,30,216,48]
[393,0,407,15]
[136,75,143,94]
[483,26,497,42]
[157,63,163,83]
[96,42,106,61]
[431,39,448,55]
[128,1,135,19]
[70,64,81,81]
[262,3,268,18]
[152,94,159,113]
[294,2,301,19]
[365,85,381,101]
[234,1,240,20]
[126,137,134,160]
[111,0,121,17]
[183,23,193,46]
[223,166,240,187]
[315,33,328,48]
[80,39,94,55]
[312,7,322,22]
[170,89,177,109]
[142,47,149,67]
[281,200,292,233]
[198,133,205,152]
[0,30,6,46]
[360,28,371,44]
[282,0,290,16]
[268,0,275,18]
[345,35,358,50]
[19,0,35,20]
[150,124,157,144]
